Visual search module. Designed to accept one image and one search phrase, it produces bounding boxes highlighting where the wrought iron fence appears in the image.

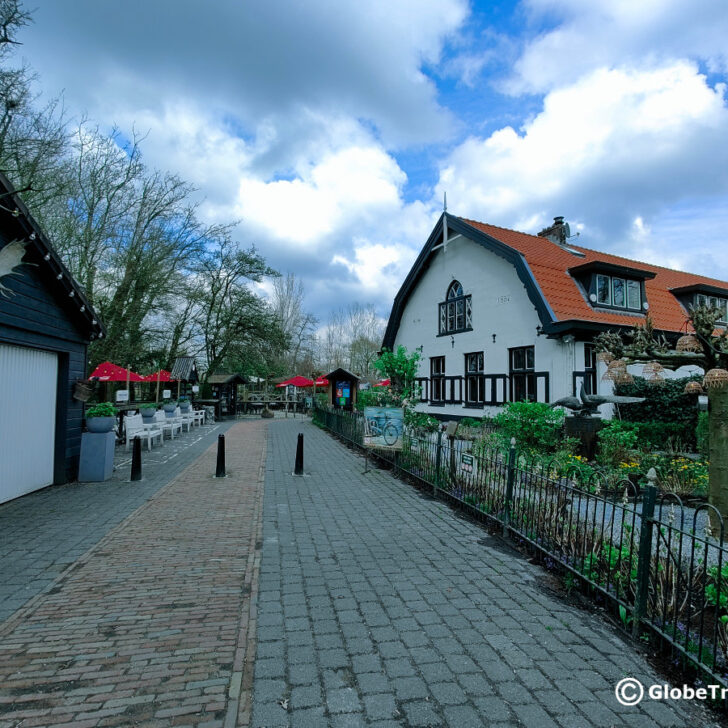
[313,405,728,691]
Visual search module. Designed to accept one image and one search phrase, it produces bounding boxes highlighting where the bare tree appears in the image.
[270,273,318,373]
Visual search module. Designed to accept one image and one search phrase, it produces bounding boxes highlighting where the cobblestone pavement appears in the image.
[252,420,717,728]
[0,420,236,623]
[0,420,266,728]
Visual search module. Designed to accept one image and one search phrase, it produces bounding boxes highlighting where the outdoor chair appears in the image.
[153,410,181,439]
[175,407,193,432]
[125,413,163,451]
[192,408,205,426]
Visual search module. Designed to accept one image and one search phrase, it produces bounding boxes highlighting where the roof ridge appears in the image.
[458,215,728,286]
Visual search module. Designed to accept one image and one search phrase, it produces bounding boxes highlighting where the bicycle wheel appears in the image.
[383,422,399,446]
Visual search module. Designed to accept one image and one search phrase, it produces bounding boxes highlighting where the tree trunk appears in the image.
[708,386,728,533]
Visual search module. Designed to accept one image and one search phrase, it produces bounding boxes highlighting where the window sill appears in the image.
[437,328,473,337]
[463,402,484,409]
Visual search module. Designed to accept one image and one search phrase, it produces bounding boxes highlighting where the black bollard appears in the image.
[216,434,226,477]
[294,433,304,475]
[130,436,142,481]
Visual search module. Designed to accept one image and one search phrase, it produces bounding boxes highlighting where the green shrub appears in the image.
[493,401,564,452]
[615,375,701,448]
[460,417,482,428]
[140,402,157,410]
[86,402,118,418]
[404,409,440,433]
[356,387,401,410]
[596,421,639,468]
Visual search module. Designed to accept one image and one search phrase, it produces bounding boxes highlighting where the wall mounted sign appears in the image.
[163,389,171,399]
[115,389,129,403]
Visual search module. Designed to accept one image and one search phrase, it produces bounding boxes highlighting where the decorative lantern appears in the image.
[602,358,627,381]
[704,368,728,389]
[642,361,663,375]
[613,370,634,385]
[596,350,614,364]
[676,334,701,353]
[646,372,665,386]
[684,380,704,395]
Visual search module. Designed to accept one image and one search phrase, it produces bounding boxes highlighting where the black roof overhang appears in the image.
[670,283,728,297]
[381,213,556,349]
[543,319,682,342]
[568,261,656,280]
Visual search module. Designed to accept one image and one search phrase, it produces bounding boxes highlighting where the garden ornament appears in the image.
[550,383,644,417]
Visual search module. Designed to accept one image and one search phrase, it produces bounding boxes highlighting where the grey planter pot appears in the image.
[163,404,177,417]
[141,410,156,422]
[86,416,116,433]
[179,403,191,413]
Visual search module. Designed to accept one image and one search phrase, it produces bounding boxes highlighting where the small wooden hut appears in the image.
[208,373,246,418]
[324,368,360,411]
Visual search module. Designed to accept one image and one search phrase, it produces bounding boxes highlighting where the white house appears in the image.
[382,213,722,419]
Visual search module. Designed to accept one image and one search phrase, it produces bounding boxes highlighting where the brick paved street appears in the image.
[252,420,717,728]
[0,416,722,727]
[0,420,237,623]
[0,420,265,728]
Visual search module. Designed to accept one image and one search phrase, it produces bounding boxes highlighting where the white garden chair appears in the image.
[175,407,193,432]
[125,413,163,451]
[192,408,205,426]
[153,410,181,439]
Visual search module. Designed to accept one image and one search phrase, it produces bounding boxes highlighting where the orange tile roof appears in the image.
[461,218,728,333]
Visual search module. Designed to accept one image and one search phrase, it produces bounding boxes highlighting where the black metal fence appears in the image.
[314,405,728,691]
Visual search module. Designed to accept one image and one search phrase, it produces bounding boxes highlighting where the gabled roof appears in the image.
[324,368,360,382]
[383,213,728,348]
[170,356,198,382]
[0,170,104,340]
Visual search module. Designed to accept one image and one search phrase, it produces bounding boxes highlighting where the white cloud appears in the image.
[511,0,728,94]
[436,62,728,258]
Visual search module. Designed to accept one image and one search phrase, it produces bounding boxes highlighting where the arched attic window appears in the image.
[439,280,472,335]
[447,280,463,299]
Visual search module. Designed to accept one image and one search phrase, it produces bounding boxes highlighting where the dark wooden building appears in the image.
[208,373,246,418]
[0,172,104,503]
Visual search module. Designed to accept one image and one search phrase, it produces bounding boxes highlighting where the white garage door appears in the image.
[0,343,58,503]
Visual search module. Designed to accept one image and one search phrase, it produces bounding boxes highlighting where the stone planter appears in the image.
[141,409,156,423]
[163,403,177,417]
[179,402,191,413]
[86,416,116,433]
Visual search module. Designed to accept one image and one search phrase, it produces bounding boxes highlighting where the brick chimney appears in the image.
[538,216,567,245]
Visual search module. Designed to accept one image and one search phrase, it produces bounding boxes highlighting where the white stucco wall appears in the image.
[392,234,575,417]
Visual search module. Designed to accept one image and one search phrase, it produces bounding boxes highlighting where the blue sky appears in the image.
[18,0,728,321]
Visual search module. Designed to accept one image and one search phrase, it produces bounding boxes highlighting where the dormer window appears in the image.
[569,261,654,314]
[595,274,642,310]
[670,284,728,325]
[438,280,472,335]
[695,293,728,323]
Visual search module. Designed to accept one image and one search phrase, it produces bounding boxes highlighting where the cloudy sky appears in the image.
[19,0,728,320]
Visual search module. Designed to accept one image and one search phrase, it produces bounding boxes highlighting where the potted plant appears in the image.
[140,402,157,422]
[86,402,118,433]
[178,396,191,413]
[163,398,177,417]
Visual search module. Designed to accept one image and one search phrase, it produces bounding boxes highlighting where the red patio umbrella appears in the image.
[374,378,391,387]
[313,377,329,387]
[276,375,315,388]
[141,369,175,382]
[88,361,144,382]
